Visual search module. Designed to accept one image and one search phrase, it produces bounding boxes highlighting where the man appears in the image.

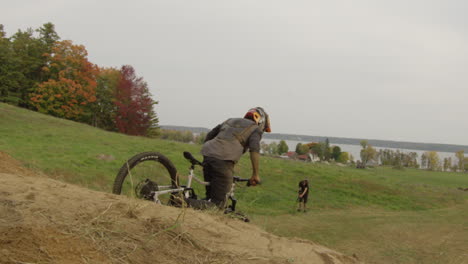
[188,107,271,210]
[297,179,309,212]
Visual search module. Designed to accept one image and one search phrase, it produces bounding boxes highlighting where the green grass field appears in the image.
[1,102,467,264]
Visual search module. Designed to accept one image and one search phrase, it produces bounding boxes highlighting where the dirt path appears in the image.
[0,152,360,264]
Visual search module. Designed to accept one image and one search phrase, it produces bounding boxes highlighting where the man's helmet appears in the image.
[244,107,271,132]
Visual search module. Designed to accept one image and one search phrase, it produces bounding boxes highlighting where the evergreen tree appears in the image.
[36,22,60,82]
[91,67,120,130]
[0,25,20,104]
[277,140,289,155]
[331,146,341,161]
[0,23,60,107]
[9,28,44,107]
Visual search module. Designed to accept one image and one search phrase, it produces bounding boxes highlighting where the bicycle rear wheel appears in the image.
[113,152,179,205]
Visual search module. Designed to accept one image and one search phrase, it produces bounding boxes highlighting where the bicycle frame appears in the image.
[113,151,251,222]
[152,165,208,204]
[152,162,246,212]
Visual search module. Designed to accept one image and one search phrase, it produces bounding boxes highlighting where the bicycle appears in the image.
[112,151,250,221]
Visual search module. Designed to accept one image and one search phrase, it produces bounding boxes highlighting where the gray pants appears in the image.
[202,156,234,207]
[185,156,234,210]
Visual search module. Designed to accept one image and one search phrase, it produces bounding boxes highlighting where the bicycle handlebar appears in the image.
[233,176,249,182]
[183,151,203,166]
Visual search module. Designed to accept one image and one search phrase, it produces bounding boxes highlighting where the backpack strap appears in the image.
[233,123,258,145]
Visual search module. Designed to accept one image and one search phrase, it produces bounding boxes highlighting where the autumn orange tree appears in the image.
[114,65,158,136]
[30,40,98,122]
[2,23,160,135]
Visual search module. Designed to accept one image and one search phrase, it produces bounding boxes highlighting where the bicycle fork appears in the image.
[226,182,238,212]
[228,196,237,211]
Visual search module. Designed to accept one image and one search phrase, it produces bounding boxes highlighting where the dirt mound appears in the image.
[0,153,360,264]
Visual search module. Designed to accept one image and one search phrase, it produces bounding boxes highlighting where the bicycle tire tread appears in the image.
[112,152,178,195]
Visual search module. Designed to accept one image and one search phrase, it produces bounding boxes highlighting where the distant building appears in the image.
[297,154,310,161]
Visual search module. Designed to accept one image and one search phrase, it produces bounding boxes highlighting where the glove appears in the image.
[247,178,261,187]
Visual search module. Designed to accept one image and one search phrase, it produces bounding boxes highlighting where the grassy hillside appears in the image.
[1,102,467,264]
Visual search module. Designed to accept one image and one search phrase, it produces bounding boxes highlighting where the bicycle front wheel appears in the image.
[113,152,179,205]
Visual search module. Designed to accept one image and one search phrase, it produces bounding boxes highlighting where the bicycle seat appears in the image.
[183,151,203,166]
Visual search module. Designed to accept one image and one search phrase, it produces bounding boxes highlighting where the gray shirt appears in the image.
[201,118,262,162]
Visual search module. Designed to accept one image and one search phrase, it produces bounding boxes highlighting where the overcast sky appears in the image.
[3,0,468,145]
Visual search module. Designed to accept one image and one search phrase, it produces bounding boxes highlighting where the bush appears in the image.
[159,129,194,143]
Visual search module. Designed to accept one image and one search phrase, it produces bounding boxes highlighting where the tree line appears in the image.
[261,140,289,156]
[261,139,352,163]
[260,138,467,172]
[0,23,158,136]
[359,140,466,172]
[264,133,468,154]
[159,130,207,145]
